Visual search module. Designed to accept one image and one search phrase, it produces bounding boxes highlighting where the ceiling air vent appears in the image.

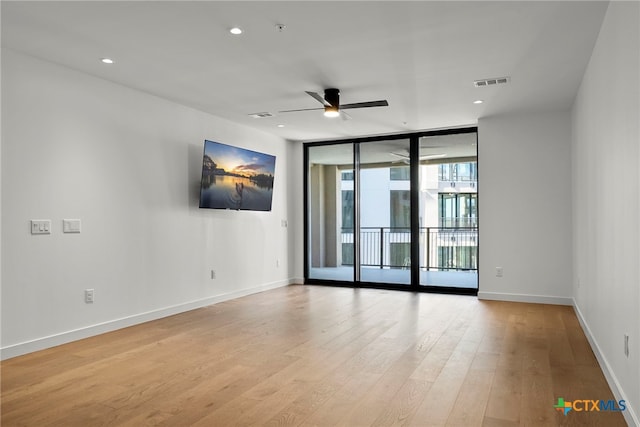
[474,76,510,87]
[248,112,274,118]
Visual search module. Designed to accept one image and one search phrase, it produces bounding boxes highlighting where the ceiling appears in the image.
[1,1,608,142]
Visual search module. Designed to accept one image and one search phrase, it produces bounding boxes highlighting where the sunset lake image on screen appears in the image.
[199,140,276,211]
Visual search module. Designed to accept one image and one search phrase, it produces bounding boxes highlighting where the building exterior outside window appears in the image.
[390,190,410,229]
[341,161,477,271]
[390,166,410,181]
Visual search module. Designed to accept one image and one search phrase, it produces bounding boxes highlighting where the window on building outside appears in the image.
[438,193,477,227]
[341,189,354,266]
[437,246,477,270]
[455,163,477,181]
[342,190,354,230]
[390,190,411,229]
[390,243,411,269]
[438,162,477,181]
[342,243,354,265]
[390,166,410,181]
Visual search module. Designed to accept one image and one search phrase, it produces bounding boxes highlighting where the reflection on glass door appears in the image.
[359,139,411,285]
[419,133,478,290]
[307,144,354,282]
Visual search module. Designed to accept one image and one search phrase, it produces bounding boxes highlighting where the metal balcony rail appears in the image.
[438,217,478,228]
[341,226,478,271]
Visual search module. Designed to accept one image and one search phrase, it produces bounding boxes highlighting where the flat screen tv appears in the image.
[199,140,276,211]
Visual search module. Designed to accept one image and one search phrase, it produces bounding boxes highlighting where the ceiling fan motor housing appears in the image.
[324,88,340,111]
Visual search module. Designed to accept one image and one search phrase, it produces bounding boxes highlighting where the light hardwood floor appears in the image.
[1,285,626,426]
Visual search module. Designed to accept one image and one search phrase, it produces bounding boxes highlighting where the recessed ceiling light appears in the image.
[277,124,285,128]
[229,27,243,35]
[473,100,483,104]
[101,58,114,64]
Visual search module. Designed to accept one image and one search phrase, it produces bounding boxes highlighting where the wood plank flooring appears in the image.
[1,285,626,426]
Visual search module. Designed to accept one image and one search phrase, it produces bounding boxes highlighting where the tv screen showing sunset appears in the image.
[199,140,276,211]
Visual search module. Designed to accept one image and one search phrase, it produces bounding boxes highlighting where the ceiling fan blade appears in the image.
[278,107,324,113]
[340,100,389,109]
[305,91,332,107]
[340,111,352,121]
[281,90,387,116]
[420,153,446,160]
[389,152,446,161]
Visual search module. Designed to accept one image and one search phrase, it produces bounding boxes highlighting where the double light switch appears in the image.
[31,220,51,235]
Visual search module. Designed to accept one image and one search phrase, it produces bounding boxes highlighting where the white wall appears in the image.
[0,5,3,360]
[478,111,573,304]
[1,49,293,359]
[287,141,304,282]
[360,169,393,228]
[571,2,640,425]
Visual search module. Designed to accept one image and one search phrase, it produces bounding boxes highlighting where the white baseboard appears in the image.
[572,300,639,427]
[1,279,294,361]
[477,291,573,306]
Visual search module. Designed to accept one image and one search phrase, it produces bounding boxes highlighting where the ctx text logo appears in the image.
[554,397,626,416]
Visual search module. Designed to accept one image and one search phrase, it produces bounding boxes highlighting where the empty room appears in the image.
[1,1,638,426]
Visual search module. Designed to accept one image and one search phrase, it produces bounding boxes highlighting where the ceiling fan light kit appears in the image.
[323,88,340,118]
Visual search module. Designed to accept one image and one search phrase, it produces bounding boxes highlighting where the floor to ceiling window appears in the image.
[359,139,411,285]
[307,143,354,282]
[304,128,477,293]
[418,132,478,290]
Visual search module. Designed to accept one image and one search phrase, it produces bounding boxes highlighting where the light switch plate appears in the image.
[63,219,81,233]
[31,220,51,235]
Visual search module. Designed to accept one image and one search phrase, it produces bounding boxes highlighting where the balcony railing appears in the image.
[438,217,478,228]
[341,227,478,271]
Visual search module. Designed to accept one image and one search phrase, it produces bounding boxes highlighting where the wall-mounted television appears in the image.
[199,140,276,211]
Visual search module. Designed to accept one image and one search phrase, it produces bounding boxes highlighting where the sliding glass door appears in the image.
[305,128,478,293]
[358,139,411,285]
[418,133,478,290]
[307,143,354,282]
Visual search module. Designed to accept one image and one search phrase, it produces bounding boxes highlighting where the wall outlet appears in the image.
[495,267,503,277]
[276,259,280,268]
[624,334,629,357]
[85,289,94,304]
[211,270,216,280]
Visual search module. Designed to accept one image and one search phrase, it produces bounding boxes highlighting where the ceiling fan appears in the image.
[390,151,446,164]
[279,88,388,119]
